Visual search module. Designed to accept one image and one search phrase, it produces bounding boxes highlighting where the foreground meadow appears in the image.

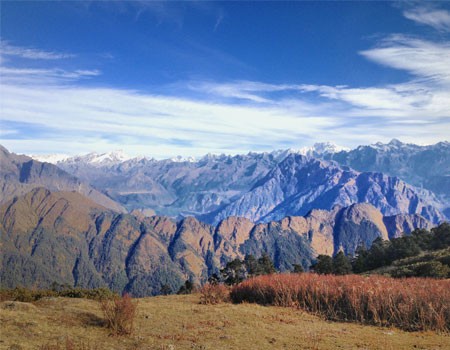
[1,293,449,350]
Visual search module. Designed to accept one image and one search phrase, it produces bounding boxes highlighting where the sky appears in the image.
[0,1,449,158]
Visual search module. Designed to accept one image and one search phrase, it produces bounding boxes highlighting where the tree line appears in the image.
[313,223,450,278]
[169,222,450,294]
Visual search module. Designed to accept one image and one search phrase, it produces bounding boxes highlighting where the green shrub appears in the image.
[0,287,115,302]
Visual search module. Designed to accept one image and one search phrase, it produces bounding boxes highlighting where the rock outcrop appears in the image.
[324,139,450,215]
[210,154,444,225]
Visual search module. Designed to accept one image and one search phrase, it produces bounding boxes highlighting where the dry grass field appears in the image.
[231,274,450,332]
[1,294,449,350]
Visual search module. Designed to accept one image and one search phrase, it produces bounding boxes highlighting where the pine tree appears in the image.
[292,264,304,273]
[258,253,276,275]
[311,255,333,274]
[244,254,260,276]
[332,251,352,275]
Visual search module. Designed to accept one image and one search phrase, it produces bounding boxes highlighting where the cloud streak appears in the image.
[0,41,75,60]
[1,33,449,158]
[360,35,450,85]
[404,7,450,32]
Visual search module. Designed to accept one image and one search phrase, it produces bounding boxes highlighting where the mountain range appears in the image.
[323,139,450,217]
[0,145,125,213]
[0,140,448,295]
[0,187,431,295]
[48,140,448,222]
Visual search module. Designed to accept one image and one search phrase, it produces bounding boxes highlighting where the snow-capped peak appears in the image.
[29,153,70,164]
[170,155,197,163]
[63,150,131,167]
[296,142,348,157]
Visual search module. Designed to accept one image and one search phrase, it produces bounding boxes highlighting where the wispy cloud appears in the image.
[0,66,101,85]
[404,7,450,32]
[0,75,338,157]
[360,35,450,85]
[214,11,225,32]
[0,41,75,60]
[1,34,449,158]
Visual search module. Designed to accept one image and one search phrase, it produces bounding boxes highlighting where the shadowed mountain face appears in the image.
[52,143,446,224]
[0,145,125,213]
[0,188,432,295]
[208,154,444,225]
[323,140,450,215]
[57,151,288,217]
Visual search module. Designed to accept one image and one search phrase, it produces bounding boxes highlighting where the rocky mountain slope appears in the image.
[323,139,450,215]
[51,142,447,224]
[0,188,432,295]
[0,145,125,213]
[209,154,444,225]
[56,150,288,217]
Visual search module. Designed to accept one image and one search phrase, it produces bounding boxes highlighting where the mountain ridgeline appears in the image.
[0,188,432,295]
[0,141,448,296]
[207,154,444,225]
[52,140,448,223]
[0,145,125,213]
[323,140,450,216]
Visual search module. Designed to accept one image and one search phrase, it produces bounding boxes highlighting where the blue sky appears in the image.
[1,1,449,158]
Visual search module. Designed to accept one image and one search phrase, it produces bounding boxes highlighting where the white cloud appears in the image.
[0,41,75,60]
[360,35,450,85]
[404,7,450,32]
[1,36,449,158]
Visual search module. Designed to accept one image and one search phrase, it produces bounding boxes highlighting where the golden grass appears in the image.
[231,274,450,331]
[0,294,449,350]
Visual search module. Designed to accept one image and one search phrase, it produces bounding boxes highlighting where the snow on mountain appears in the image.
[29,154,70,164]
[62,150,131,167]
[298,142,349,157]
[170,155,197,163]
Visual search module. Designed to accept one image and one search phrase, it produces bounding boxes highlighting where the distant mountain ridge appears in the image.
[45,141,448,223]
[323,139,450,215]
[208,154,444,225]
[0,188,432,295]
[30,142,347,165]
[0,145,125,213]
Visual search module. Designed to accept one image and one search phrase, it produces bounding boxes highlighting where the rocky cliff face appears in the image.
[323,139,450,214]
[0,145,125,213]
[210,154,444,225]
[51,141,449,222]
[0,188,433,295]
[56,151,289,216]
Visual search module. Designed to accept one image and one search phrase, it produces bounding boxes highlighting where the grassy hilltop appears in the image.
[1,294,449,350]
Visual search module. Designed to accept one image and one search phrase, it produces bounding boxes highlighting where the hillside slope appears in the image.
[0,188,432,295]
[0,145,125,213]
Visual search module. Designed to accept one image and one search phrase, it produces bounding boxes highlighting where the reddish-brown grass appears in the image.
[99,293,137,336]
[230,273,450,332]
[199,283,229,305]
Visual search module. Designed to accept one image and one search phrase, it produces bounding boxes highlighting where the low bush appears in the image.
[0,287,116,302]
[0,287,56,302]
[231,273,450,332]
[199,283,229,305]
[58,287,115,300]
[100,293,137,336]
